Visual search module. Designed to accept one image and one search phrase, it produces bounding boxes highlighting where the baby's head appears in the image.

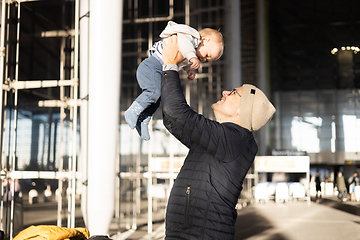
[196,28,224,62]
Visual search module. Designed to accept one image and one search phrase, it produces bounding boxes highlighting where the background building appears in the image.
[269,0,360,180]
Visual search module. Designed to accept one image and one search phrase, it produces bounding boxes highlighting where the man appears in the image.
[315,170,322,202]
[161,35,276,239]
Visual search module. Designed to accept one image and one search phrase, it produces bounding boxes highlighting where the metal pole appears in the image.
[169,134,174,188]
[307,165,311,204]
[134,139,141,229]
[57,37,66,228]
[0,2,11,233]
[67,38,74,228]
[9,1,21,238]
[10,1,21,237]
[80,0,90,227]
[147,120,153,234]
[0,0,7,156]
[0,0,7,231]
[70,0,80,229]
[185,0,190,105]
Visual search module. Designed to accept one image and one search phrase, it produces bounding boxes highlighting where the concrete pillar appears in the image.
[257,0,269,155]
[225,0,242,89]
[87,0,123,234]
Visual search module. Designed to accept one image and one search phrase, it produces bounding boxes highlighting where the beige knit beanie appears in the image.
[239,84,276,131]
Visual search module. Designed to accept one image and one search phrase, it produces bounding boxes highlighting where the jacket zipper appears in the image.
[185,186,190,228]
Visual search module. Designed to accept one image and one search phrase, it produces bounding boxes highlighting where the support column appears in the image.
[225,0,241,89]
[87,0,123,234]
[257,0,270,155]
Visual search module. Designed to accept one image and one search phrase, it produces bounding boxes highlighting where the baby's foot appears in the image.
[124,101,144,129]
[136,113,151,141]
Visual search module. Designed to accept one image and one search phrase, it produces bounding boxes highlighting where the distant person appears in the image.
[315,170,322,202]
[3,179,21,202]
[349,172,360,201]
[336,172,347,201]
[124,21,224,141]
[349,172,355,200]
[161,35,276,240]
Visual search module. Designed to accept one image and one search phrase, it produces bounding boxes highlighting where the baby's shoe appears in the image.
[124,101,144,129]
[136,113,151,141]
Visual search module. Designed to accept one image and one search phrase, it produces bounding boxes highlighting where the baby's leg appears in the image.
[124,56,161,129]
[135,57,162,140]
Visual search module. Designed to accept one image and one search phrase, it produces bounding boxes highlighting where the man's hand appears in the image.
[162,35,185,65]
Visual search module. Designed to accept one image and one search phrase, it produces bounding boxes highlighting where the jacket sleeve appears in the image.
[161,70,238,159]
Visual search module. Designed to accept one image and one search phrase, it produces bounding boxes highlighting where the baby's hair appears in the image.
[198,28,223,43]
[198,28,224,60]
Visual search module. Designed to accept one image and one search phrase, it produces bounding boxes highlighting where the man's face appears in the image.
[212,87,243,119]
[196,37,222,62]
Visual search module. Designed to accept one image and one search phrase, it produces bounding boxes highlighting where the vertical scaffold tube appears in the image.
[70,0,80,229]
[0,0,6,232]
[10,2,21,239]
[79,0,90,227]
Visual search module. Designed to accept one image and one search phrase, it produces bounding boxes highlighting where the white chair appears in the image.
[28,189,38,204]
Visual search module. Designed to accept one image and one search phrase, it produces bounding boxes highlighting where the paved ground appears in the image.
[116,196,360,240]
[234,198,360,240]
[14,195,360,239]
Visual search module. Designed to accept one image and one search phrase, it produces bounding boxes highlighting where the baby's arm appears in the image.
[177,33,199,63]
[189,57,200,69]
[187,69,195,81]
[182,66,196,81]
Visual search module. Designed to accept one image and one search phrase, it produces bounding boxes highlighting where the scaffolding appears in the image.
[0,0,80,238]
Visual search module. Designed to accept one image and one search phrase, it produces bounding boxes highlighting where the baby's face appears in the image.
[196,37,222,62]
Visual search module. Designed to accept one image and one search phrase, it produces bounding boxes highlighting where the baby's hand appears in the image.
[189,57,200,69]
[187,69,195,81]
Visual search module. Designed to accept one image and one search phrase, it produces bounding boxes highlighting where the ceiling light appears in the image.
[331,46,359,55]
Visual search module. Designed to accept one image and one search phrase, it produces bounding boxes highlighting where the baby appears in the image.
[124,21,224,140]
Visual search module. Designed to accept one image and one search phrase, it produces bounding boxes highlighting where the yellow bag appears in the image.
[13,225,89,240]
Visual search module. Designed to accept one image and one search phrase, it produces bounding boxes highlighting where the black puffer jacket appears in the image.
[161,70,258,240]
